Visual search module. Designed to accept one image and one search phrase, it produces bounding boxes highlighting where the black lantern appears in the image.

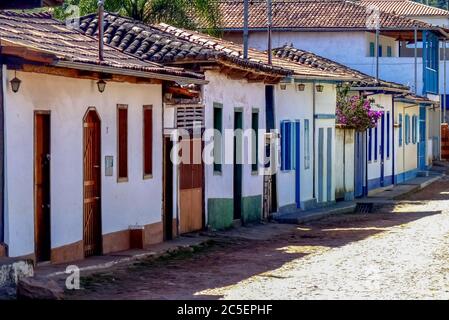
[316,84,324,93]
[297,83,306,91]
[97,79,106,93]
[10,71,21,93]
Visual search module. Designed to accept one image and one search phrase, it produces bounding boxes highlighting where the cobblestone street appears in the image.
[66,177,449,300]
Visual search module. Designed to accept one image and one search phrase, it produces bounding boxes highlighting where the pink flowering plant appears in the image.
[336,87,384,132]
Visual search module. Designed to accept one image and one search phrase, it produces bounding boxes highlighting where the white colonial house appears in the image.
[0,11,205,263]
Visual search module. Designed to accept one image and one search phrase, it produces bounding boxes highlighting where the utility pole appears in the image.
[98,0,104,62]
[243,0,249,59]
[267,0,272,65]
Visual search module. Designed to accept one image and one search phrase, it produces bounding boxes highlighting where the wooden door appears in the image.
[179,137,203,234]
[83,110,102,257]
[34,113,51,262]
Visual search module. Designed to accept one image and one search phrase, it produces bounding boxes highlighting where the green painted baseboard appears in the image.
[207,198,234,230]
[207,195,263,230]
[242,195,262,224]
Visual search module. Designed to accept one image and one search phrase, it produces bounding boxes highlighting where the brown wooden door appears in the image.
[179,137,203,234]
[34,113,51,262]
[83,110,102,257]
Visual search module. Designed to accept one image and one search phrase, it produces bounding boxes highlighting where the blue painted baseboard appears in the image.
[367,175,394,191]
[395,169,419,184]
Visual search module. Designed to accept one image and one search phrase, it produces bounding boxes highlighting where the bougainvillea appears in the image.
[336,89,384,132]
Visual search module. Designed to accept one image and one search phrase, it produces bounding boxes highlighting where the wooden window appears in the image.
[374,124,378,161]
[369,42,375,57]
[304,119,310,170]
[399,113,403,147]
[281,120,299,171]
[143,106,153,178]
[412,115,418,144]
[117,104,128,182]
[213,103,223,173]
[251,110,259,173]
[405,114,410,145]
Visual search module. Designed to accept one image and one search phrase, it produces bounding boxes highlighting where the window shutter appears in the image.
[387,112,390,158]
[369,42,375,57]
[118,105,128,181]
[143,106,153,177]
[399,114,403,147]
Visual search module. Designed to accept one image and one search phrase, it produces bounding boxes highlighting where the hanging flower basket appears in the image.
[336,90,384,132]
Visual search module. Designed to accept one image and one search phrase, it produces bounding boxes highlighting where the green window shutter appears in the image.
[213,103,223,173]
[369,42,375,57]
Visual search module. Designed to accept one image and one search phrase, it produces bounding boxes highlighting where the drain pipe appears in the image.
[98,0,105,62]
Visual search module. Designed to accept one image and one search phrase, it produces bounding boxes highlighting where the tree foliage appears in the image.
[51,0,220,35]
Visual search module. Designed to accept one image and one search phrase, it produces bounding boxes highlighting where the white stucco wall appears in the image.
[224,31,425,95]
[367,94,394,188]
[395,102,419,178]
[3,70,163,257]
[202,71,266,220]
[274,82,314,209]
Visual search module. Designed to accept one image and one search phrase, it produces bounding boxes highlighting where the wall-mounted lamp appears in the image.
[280,83,287,90]
[316,84,324,93]
[297,83,306,91]
[97,79,107,93]
[10,70,21,93]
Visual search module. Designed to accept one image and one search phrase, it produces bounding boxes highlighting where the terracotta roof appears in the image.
[0,11,203,80]
[359,0,449,17]
[273,44,409,90]
[154,23,354,80]
[214,0,433,30]
[79,12,290,78]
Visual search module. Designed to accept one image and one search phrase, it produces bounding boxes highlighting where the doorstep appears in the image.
[272,201,357,225]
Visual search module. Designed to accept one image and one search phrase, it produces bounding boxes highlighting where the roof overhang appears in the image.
[221,27,449,40]
[350,86,410,94]
[53,61,208,85]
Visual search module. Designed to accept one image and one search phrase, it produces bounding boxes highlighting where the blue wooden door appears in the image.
[380,114,385,187]
[354,131,364,198]
[318,128,324,203]
[418,105,427,170]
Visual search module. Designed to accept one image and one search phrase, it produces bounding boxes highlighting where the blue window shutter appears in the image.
[368,128,372,161]
[378,45,383,57]
[399,114,403,147]
[387,112,390,158]
[281,121,293,171]
[374,125,378,161]
[281,121,287,170]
